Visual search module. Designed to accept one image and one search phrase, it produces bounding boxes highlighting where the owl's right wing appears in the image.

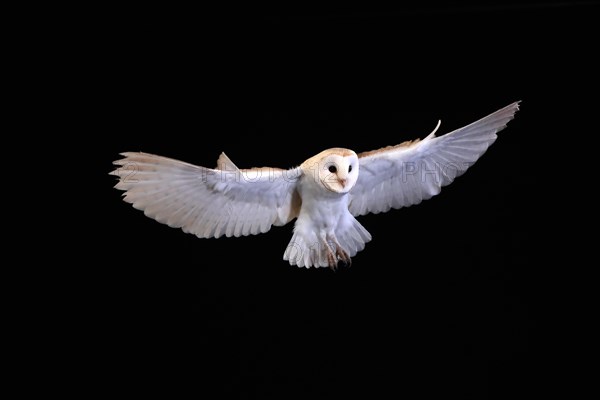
[111,152,302,238]
[349,101,520,216]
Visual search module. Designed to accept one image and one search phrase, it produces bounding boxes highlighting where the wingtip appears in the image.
[493,101,521,119]
[509,100,521,111]
[119,151,146,157]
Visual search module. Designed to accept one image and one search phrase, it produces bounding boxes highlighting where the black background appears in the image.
[87,2,596,398]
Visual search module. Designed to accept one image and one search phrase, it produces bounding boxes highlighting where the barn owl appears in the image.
[111,102,520,269]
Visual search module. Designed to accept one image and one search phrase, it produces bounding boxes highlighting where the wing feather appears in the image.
[349,101,520,216]
[111,152,302,238]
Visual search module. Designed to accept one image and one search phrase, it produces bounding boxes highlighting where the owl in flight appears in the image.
[112,102,520,269]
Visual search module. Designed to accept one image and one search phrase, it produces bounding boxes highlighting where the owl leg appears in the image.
[329,235,351,267]
[320,233,338,270]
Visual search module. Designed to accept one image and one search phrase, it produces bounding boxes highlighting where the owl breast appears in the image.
[296,176,351,231]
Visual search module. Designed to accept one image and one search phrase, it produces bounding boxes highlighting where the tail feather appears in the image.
[283,217,371,268]
[283,231,329,268]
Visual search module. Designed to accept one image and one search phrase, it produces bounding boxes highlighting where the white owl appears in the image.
[111,102,520,269]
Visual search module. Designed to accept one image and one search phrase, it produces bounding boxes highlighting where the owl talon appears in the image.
[326,247,351,270]
[336,248,351,267]
[327,251,338,270]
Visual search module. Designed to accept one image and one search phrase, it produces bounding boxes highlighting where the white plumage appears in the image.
[111,101,520,269]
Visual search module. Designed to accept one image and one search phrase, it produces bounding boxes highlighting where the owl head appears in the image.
[302,148,359,194]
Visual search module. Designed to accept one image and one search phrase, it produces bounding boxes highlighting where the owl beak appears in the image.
[338,178,347,187]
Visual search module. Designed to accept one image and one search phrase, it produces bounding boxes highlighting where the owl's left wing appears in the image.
[348,101,520,217]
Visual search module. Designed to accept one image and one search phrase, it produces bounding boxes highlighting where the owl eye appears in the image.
[348,165,352,173]
[328,165,337,173]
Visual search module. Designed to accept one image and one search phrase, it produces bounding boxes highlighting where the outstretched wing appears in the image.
[349,101,520,217]
[111,152,302,238]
